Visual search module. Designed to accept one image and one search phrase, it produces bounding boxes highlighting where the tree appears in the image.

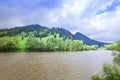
[0,40,19,51]
[70,40,83,51]
[65,39,72,51]
[26,38,45,51]
[114,42,120,51]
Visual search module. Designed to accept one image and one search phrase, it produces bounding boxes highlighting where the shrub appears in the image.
[92,63,120,80]
[113,53,120,65]
[0,40,19,52]
[114,42,120,51]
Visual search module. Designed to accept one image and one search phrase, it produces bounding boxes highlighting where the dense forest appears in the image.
[0,24,100,52]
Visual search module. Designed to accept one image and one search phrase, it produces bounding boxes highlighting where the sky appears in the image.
[0,0,120,43]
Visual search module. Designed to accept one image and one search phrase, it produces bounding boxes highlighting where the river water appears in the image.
[0,50,113,80]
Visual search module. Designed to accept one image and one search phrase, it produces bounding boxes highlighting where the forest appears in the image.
[0,33,98,52]
[0,25,99,52]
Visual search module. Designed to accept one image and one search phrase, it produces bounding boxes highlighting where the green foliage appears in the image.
[65,39,72,51]
[70,40,83,51]
[25,34,98,52]
[0,27,99,52]
[92,45,99,50]
[114,42,120,51]
[104,44,115,50]
[0,40,19,51]
[113,53,120,65]
[92,63,120,80]
[0,35,98,52]
[26,38,45,51]
[104,41,120,51]
[92,50,120,80]
[92,41,120,80]
[83,45,98,51]
[0,24,105,46]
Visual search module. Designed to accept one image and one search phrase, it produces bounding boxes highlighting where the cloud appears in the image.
[96,0,120,14]
[88,6,120,42]
[0,0,120,42]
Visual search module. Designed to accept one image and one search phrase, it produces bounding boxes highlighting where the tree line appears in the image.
[0,34,98,52]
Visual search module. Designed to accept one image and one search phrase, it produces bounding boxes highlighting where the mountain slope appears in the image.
[73,32,107,47]
[0,24,107,47]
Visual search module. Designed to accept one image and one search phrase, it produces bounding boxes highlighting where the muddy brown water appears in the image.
[0,50,113,80]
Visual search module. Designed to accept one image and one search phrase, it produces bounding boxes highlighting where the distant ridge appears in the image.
[73,32,107,47]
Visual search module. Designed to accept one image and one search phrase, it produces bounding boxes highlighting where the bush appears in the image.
[92,63,120,80]
[113,53,120,65]
[104,44,114,50]
[92,52,120,80]
[26,38,45,51]
[104,41,120,51]
[0,40,19,52]
[114,42,120,51]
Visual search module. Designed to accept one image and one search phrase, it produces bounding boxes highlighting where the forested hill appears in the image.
[74,32,107,47]
[0,24,106,47]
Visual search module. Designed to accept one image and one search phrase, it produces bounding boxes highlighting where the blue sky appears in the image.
[0,0,120,42]
[97,0,120,14]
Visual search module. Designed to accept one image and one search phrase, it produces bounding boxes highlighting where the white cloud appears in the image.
[88,6,120,42]
[0,0,120,42]
[0,16,25,29]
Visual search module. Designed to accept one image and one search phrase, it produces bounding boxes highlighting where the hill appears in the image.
[73,32,107,47]
[0,24,107,47]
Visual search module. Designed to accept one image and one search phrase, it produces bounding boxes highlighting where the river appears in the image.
[0,50,114,80]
